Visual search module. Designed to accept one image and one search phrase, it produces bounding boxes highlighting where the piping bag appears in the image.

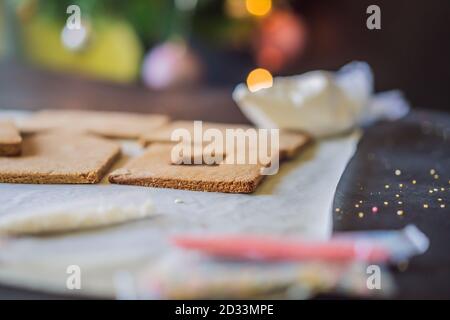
[129,226,425,299]
[172,225,429,264]
[233,61,410,137]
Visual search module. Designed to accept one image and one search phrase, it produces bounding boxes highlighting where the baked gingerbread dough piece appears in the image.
[139,120,310,160]
[140,121,252,144]
[0,121,22,156]
[277,130,311,159]
[19,109,169,139]
[170,142,227,165]
[0,132,120,184]
[109,143,263,193]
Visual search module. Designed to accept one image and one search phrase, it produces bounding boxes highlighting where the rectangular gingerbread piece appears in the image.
[109,143,264,193]
[0,120,22,156]
[0,132,120,184]
[19,109,169,139]
[140,120,310,160]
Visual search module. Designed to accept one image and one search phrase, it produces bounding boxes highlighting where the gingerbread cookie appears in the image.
[0,121,22,156]
[0,132,120,184]
[109,143,263,193]
[19,109,169,139]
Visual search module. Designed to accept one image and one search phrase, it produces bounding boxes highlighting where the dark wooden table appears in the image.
[0,63,449,299]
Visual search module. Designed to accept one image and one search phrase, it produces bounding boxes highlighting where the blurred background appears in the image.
[0,0,449,114]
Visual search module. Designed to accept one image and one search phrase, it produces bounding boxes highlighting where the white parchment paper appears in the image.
[0,110,360,297]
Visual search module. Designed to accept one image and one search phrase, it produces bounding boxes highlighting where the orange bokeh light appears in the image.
[246,68,273,92]
[246,0,272,17]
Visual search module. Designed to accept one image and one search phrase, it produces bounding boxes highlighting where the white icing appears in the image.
[233,61,409,137]
[0,195,154,235]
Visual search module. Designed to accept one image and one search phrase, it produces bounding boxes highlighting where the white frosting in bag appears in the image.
[233,61,409,137]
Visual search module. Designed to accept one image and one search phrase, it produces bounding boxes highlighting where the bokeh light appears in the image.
[246,0,272,17]
[246,68,273,92]
[225,0,249,18]
[142,41,202,90]
[256,10,307,72]
[60,23,88,51]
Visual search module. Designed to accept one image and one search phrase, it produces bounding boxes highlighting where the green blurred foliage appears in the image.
[29,0,253,49]
[36,0,173,42]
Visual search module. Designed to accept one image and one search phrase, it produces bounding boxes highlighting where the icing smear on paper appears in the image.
[0,196,154,236]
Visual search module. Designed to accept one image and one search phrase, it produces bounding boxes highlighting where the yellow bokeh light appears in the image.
[246,68,273,92]
[246,0,272,17]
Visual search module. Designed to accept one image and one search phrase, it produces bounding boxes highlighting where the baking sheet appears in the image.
[0,110,360,297]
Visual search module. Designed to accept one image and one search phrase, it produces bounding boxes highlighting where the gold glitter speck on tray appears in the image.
[412,180,417,184]
[440,204,446,208]
[430,169,436,175]
[397,210,404,216]
[397,261,409,272]
[335,208,341,212]
[385,184,390,189]
[384,201,389,206]
[395,169,401,176]
[423,204,429,208]
[358,212,364,218]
